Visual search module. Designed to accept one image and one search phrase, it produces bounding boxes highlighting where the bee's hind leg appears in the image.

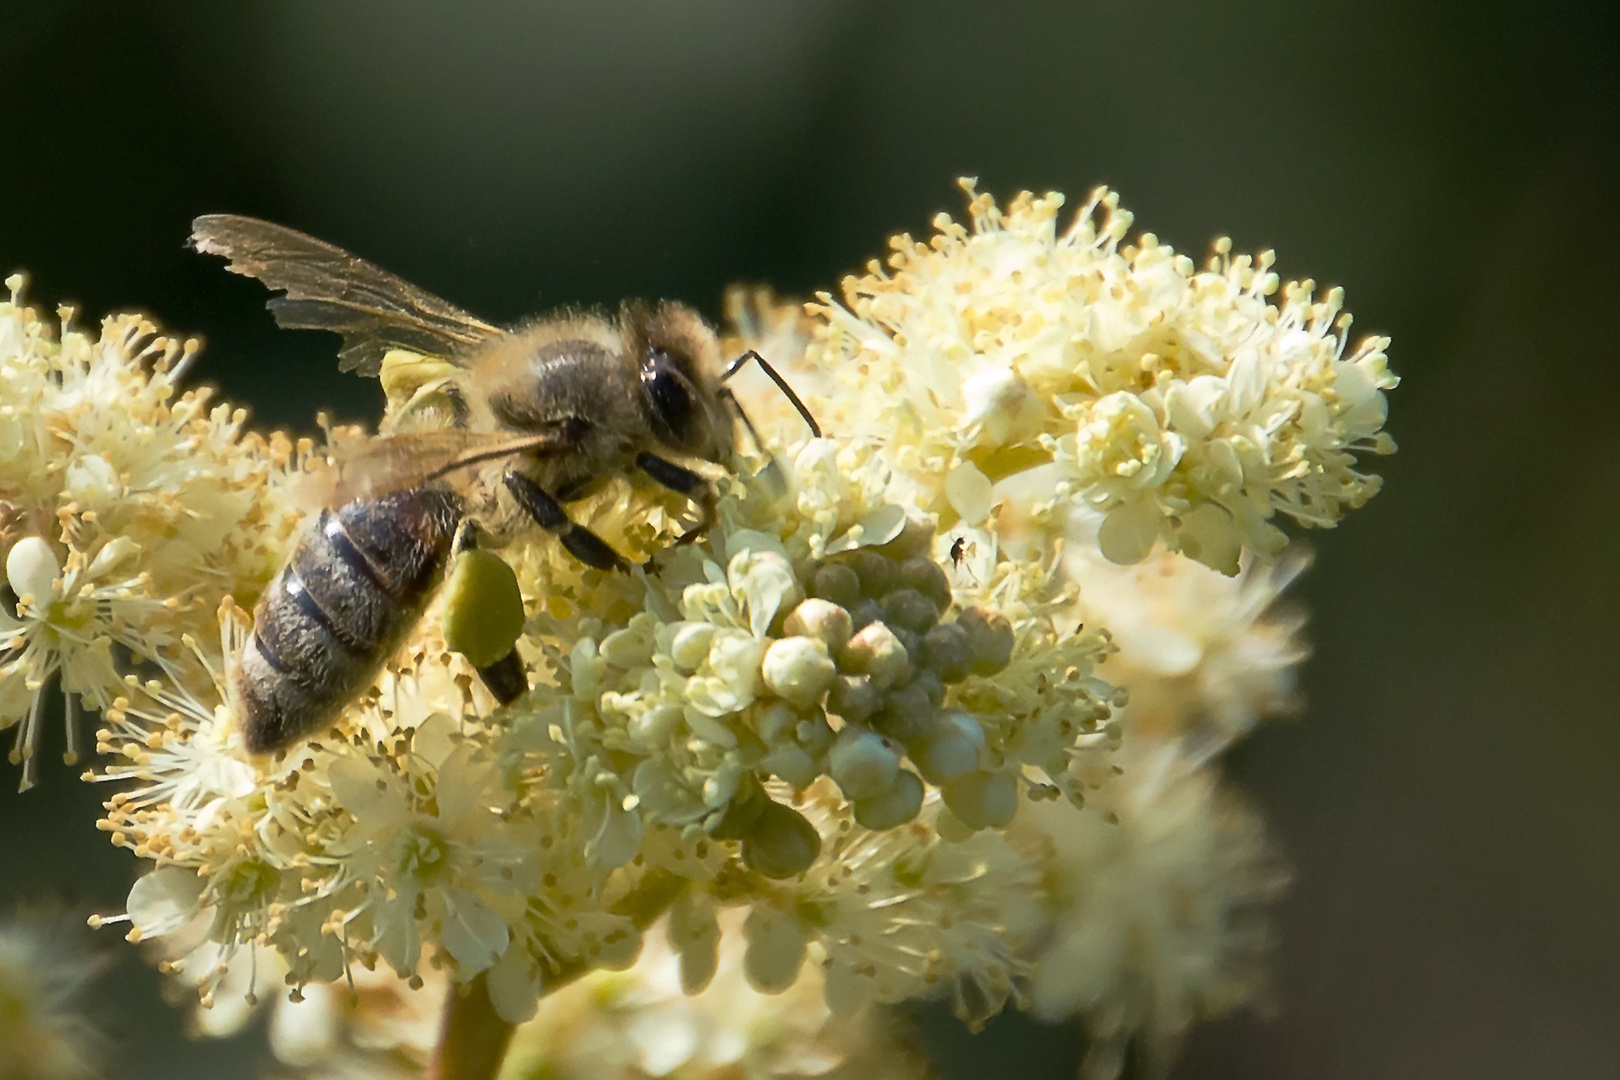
[449,520,529,706]
[634,452,716,545]
[502,472,632,573]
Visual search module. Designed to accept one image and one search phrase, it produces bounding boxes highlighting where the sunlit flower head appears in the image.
[726,181,1397,576]
[0,178,1397,1080]
[0,275,301,788]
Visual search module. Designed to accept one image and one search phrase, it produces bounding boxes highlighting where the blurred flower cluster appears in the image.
[2,181,1395,1078]
[0,907,110,1080]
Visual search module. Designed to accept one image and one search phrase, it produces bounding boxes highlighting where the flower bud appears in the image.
[6,537,58,608]
[881,589,940,635]
[910,709,985,783]
[847,551,898,598]
[760,743,817,787]
[868,680,935,744]
[897,555,953,613]
[743,906,807,993]
[853,769,924,830]
[840,621,912,689]
[627,703,683,748]
[847,598,885,632]
[708,773,767,840]
[942,770,1019,830]
[827,674,880,723]
[919,621,973,683]
[810,563,862,608]
[910,668,946,708]
[741,800,822,879]
[828,727,901,800]
[669,622,717,671]
[782,598,854,653]
[794,713,835,755]
[754,700,804,744]
[874,515,934,560]
[761,636,837,708]
[957,606,1015,676]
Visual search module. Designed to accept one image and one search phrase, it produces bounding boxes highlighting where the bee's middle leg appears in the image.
[634,452,716,545]
[502,472,631,573]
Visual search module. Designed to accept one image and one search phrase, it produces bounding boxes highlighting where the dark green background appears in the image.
[3,2,1616,1077]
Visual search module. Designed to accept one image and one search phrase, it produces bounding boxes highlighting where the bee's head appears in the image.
[621,300,734,464]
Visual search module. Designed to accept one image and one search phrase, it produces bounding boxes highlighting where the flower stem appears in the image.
[426,870,686,1080]
[427,971,513,1080]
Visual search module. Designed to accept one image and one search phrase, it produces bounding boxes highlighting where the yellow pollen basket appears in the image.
[440,548,525,668]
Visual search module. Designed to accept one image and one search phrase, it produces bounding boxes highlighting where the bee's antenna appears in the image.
[721,350,821,439]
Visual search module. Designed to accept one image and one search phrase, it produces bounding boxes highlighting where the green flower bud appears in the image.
[920,621,973,683]
[869,680,935,744]
[827,674,880,723]
[840,621,912,689]
[810,563,862,608]
[761,636,837,707]
[942,770,1019,830]
[760,744,818,787]
[782,598,854,653]
[741,800,822,879]
[853,769,924,830]
[847,550,899,598]
[743,906,807,992]
[754,700,805,744]
[910,668,946,708]
[794,713,835,755]
[848,598,885,631]
[911,709,986,783]
[957,606,1015,676]
[874,515,935,559]
[897,555,953,613]
[828,726,901,800]
[708,773,767,840]
[882,588,940,635]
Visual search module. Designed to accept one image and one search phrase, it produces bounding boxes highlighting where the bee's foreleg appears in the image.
[444,517,528,706]
[634,452,716,545]
[502,471,631,573]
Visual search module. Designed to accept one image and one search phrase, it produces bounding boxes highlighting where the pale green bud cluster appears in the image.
[789,527,1018,831]
[533,493,1068,883]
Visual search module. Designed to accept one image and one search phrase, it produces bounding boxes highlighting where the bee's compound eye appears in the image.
[643,349,696,443]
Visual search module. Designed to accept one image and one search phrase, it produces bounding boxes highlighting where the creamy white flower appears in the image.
[727,182,1398,574]
[733,780,1045,1029]
[0,276,298,788]
[1067,538,1312,754]
[1021,739,1288,1080]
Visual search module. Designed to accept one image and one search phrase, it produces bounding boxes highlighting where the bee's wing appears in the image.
[331,428,575,501]
[191,214,504,377]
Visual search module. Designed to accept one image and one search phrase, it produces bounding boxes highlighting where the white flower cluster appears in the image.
[1020,741,1289,1079]
[728,180,1397,575]
[513,441,1116,870]
[0,908,109,1080]
[0,276,302,788]
[1,180,1395,1080]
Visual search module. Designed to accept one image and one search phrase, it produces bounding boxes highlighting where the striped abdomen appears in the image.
[236,489,462,754]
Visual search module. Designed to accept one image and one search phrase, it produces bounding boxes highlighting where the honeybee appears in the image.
[191,215,818,754]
